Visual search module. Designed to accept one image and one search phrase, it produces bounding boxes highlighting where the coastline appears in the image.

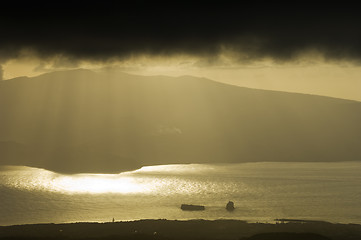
[1,219,361,240]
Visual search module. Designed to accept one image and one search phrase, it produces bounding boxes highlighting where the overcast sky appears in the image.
[1,2,361,101]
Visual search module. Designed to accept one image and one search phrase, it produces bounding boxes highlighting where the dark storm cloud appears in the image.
[1,2,361,63]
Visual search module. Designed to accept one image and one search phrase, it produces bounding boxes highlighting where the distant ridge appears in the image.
[1,69,361,173]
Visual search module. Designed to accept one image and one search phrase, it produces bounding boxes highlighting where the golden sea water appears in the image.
[1,162,361,226]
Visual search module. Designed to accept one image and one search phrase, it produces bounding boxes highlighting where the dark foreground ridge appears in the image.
[1,219,361,240]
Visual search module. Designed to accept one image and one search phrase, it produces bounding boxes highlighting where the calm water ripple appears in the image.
[1,162,361,226]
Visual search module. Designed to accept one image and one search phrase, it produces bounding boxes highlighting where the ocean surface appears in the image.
[1,162,361,226]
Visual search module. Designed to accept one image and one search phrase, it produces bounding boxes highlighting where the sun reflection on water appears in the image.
[0,166,154,194]
[0,164,239,195]
[51,174,150,194]
[133,164,219,175]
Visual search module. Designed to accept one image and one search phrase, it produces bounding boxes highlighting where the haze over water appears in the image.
[1,162,361,226]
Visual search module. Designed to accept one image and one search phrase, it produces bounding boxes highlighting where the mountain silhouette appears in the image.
[1,69,360,173]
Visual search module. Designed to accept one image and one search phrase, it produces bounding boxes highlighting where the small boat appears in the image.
[181,204,205,211]
[226,201,235,211]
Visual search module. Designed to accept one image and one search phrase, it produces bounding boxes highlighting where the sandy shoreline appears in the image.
[1,219,361,240]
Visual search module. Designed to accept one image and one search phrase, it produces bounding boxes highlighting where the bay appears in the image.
[1,162,361,226]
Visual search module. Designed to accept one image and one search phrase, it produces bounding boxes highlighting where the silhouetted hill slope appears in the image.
[1,69,360,173]
[241,232,332,240]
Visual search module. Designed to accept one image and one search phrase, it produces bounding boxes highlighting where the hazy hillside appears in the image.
[1,69,360,173]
